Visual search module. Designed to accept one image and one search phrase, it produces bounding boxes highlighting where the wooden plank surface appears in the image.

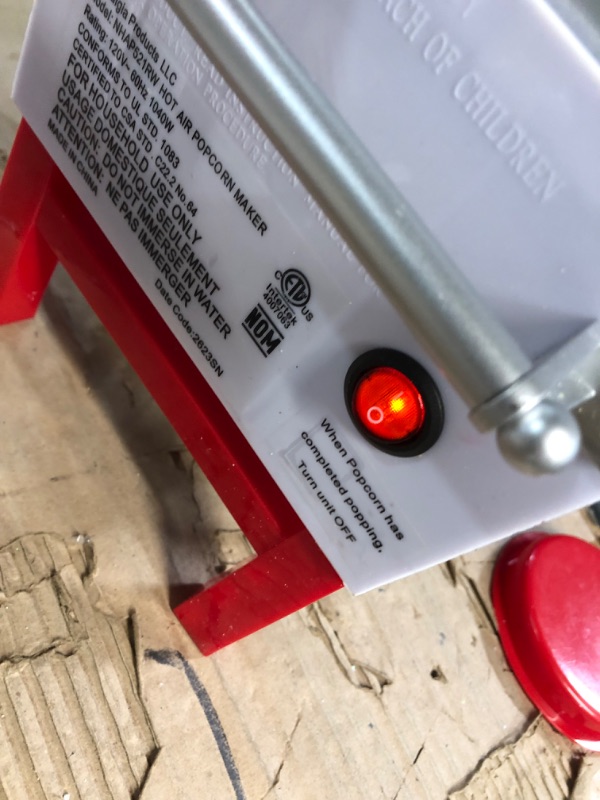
[1,4,600,797]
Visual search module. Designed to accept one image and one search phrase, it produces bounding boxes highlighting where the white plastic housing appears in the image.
[13,0,600,592]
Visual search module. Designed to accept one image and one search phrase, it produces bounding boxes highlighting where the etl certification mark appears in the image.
[279,268,311,307]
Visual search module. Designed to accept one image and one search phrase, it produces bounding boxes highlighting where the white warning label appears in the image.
[285,419,406,556]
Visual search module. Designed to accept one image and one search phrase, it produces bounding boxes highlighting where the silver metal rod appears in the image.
[169,0,532,408]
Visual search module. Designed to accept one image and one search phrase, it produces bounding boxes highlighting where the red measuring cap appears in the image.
[492,532,600,749]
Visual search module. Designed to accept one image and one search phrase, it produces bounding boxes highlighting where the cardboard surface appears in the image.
[2,3,600,797]
[0,534,157,799]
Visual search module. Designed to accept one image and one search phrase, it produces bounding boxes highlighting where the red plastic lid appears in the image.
[492,532,600,750]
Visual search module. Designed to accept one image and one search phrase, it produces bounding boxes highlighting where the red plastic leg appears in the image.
[0,121,344,651]
[0,123,58,324]
[5,123,344,651]
[175,528,343,654]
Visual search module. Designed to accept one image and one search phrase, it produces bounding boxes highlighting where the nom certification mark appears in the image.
[242,304,283,357]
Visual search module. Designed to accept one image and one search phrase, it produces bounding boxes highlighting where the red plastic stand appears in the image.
[0,121,343,653]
